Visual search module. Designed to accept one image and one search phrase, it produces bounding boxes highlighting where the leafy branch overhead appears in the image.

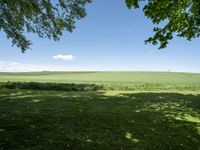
[126,0,200,49]
[0,0,91,52]
[0,0,199,52]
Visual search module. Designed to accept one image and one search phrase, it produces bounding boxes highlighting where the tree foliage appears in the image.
[0,0,199,51]
[126,0,200,49]
[0,0,91,52]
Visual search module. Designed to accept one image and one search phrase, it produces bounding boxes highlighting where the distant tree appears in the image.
[126,0,200,49]
[0,0,91,52]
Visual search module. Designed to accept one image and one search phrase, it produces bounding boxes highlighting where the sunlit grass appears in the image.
[0,72,200,91]
[0,72,200,149]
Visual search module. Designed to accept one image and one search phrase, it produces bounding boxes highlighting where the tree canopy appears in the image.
[0,0,199,52]
[0,0,91,52]
[126,0,200,49]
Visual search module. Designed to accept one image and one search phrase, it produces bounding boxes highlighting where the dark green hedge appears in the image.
[0,82,104,91]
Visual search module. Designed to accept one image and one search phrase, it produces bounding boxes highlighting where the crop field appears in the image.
[1,71,200,91]
[0,72,200,149]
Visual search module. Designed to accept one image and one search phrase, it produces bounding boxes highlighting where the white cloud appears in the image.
[0,61,79,72]
[53,54,76,61]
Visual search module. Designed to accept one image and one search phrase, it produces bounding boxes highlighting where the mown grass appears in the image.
[0,89,199,149]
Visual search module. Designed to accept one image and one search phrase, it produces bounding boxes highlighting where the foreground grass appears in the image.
[0,89,199,149]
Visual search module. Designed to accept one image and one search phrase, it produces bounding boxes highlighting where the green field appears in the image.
[1,71,200,91]
[0,72,200,149]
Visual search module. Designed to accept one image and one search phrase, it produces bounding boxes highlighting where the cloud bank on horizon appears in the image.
[0,61,199,73]
[0,61,78,72]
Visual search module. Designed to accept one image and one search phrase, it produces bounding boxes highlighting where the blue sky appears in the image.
[0,0,199,72]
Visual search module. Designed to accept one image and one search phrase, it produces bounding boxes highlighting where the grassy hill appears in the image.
[0,71,200,91]
[0,72,199,149]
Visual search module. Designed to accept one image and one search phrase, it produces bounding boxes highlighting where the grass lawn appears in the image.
[0,89,199,149]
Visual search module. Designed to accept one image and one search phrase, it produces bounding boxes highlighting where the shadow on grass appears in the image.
[0,89,199,149]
